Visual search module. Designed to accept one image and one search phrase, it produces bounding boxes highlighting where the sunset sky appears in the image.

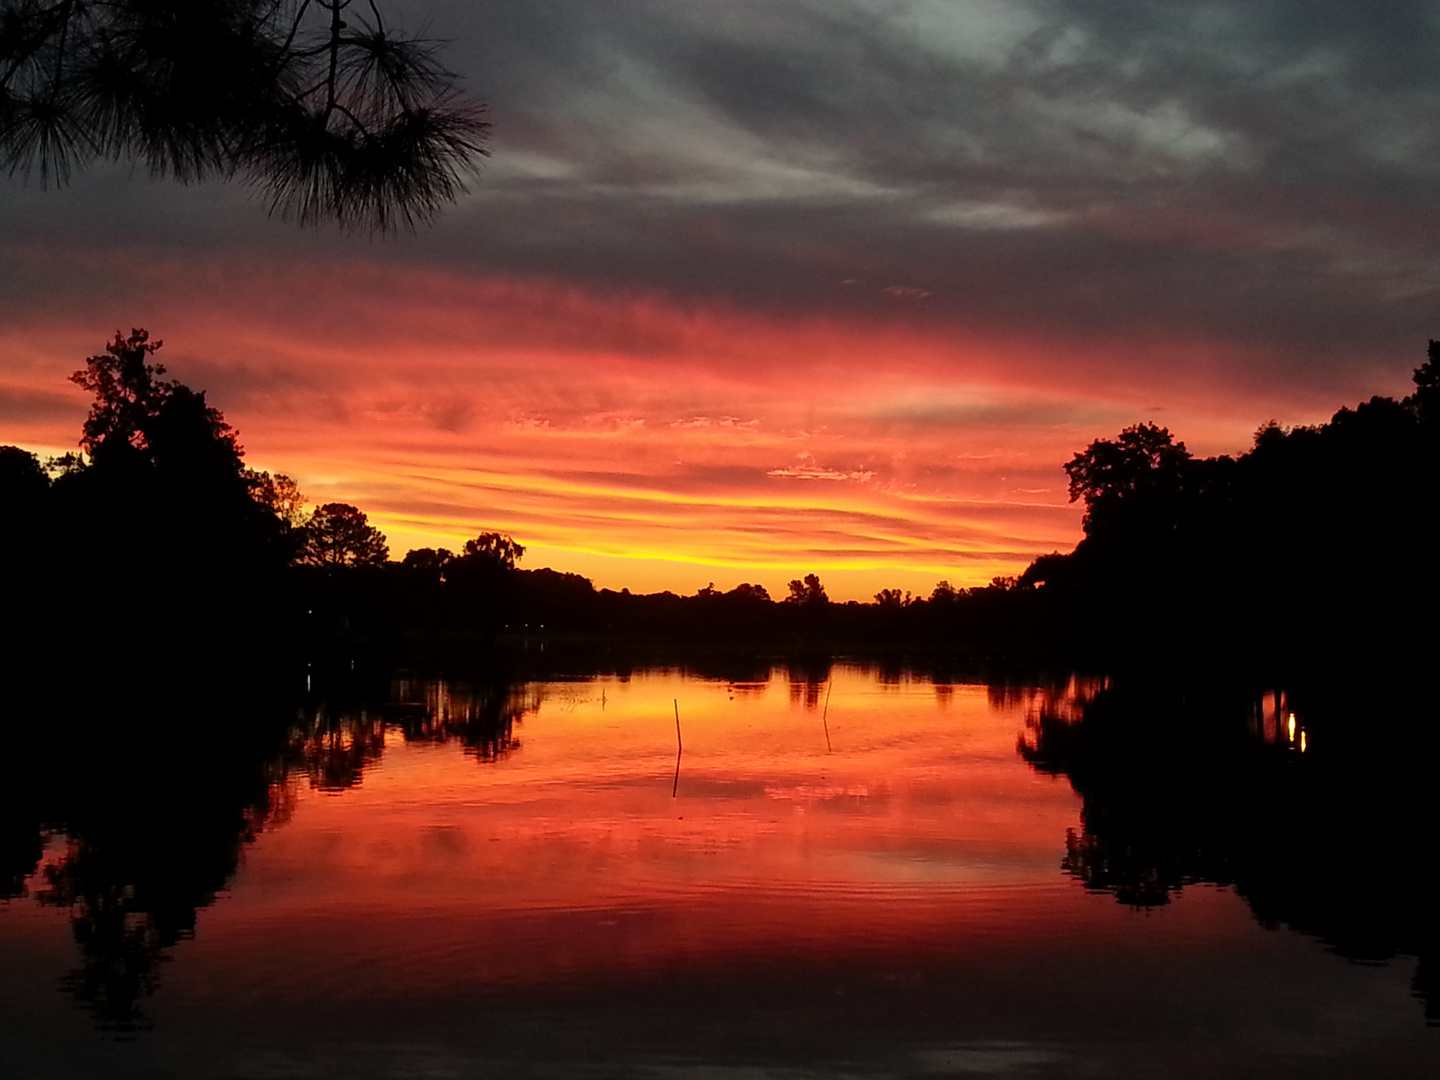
[2,0,1437,599]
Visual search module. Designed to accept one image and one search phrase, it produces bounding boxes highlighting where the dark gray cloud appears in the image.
[4,0,1438,402]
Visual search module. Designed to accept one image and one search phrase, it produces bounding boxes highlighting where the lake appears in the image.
[1,663,1433,1078]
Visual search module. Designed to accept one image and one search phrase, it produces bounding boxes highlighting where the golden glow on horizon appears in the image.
[0,257,1319,598]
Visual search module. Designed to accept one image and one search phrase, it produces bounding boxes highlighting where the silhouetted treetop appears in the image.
[786,573,828,606]
[1065,422,1190,533]
[69,328,257,499]
[728,582,771,602]
[300,502,388,568]
[462,531,524,569]
[0,443,48,501]
[400,546,454,582]
[246,469,306,527]
[1,0,489,231]
[1406,340,1439,426]
[70,329,176,461]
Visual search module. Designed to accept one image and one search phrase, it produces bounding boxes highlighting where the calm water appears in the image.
[1,665,1433,1078]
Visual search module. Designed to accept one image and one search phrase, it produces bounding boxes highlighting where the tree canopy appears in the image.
[0,0,489,230]
[785,573,828,606]
[1406,340,1439,425]
[68,328,258,495]
[300,502,389,567]
[461,531,525,570]
[70,328,178,460]
[1064,422,1191,533]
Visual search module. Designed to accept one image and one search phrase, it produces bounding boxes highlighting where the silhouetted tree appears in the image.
[0,0,489,230]
[64,332,301,524]
[69,328,178,463]
[299,502,388,567]
[785,573,828,606]
[461,530,524,569]
[400,546,453,582]
[1065,422,1191,534]
[0,443,48,501]
[31,329,303,700]
[145,382,250,489]
[246,469,306,526]
[0,445,51,676]
[1405,340,1439,425]
[728,582,771,602]
[1016,339,1439,680]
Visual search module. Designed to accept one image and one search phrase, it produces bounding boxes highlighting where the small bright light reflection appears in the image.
[1287,713,1296,742]
[1300,730,1307,753]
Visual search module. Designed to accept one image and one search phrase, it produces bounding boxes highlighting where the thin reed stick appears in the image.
[822,679,833,752]
[672,698,683,797]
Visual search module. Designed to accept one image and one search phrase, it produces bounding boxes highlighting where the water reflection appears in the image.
[1250,689,1311,753]
[1016,677,1435,1023]
[288,677,536,792]
[2,663,1075,1032]
[0,660,1433,1059]
[0,673,543,1031]
[1,716,290,1032]
[784,656,832,709]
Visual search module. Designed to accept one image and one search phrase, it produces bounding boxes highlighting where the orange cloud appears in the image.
[0,247,1348,599]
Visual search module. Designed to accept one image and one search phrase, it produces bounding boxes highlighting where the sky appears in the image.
[2,0,1438,600]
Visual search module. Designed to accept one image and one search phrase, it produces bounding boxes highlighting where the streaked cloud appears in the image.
[2,0,1436,596]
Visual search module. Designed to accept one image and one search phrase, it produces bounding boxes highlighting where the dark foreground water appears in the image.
[1,665,1434,1078]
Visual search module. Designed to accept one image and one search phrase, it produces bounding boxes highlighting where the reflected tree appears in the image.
[785,656,831,710]
[1016,676,1436,1020]
[1019,679,1244,908]
[0,661,537,1031]
[409,677,534,763]
[9,686,295,1032]
[287,669,536,794]
[287,702,387,791]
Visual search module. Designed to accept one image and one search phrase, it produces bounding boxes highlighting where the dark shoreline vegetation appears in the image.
[3,330,1436,687]
[1,330,1437,1031]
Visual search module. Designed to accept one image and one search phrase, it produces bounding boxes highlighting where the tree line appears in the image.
[3,331,1436,689]
[1023,347,1438,688]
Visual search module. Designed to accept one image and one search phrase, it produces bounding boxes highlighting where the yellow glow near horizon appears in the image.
[0,259,1311,601]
